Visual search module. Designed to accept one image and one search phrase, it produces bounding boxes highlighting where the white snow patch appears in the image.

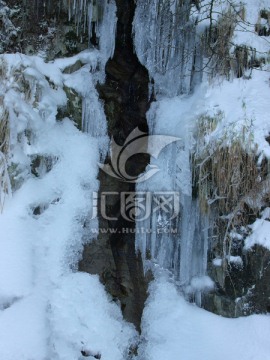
[262,207,270,220]
[138,276,270,360]
[49,273,137,360]
[189,275,215,292]
[227,255,243,266]
[213,258,223,267]
[245,218,270,250]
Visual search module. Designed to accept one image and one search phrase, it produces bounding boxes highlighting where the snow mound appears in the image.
[138,276,270,360]
[49,273,137,360]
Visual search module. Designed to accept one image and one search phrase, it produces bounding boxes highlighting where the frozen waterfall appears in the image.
[133,0,209,303]
[67,0,117,59]
[133,0,201,97]
[71,0,117,158]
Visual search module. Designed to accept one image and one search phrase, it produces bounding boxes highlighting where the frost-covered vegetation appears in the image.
[0,29,136,360]
[135,0,270,278]
[134,0,270,355]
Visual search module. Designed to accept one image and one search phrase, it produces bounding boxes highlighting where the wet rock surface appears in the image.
[79,0,151,331]
[1,0,88,59]
[203,245,270,317]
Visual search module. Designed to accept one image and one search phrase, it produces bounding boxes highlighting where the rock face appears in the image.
[203,245,270,317]
[79,0,151,331]
[194,149,270,317]
[2,0,86,130]
[193,123,270,317]
[1,0,88,58]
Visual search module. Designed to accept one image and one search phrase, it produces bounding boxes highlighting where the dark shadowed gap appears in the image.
[79,0,152,331]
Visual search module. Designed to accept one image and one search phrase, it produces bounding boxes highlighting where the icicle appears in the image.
[133,0,199,97]
[135,90,209,307]
[66,0,116,166]
[99,0,117,61]
[67,0,116,62]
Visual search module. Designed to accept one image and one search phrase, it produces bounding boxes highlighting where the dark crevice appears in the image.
[79,0,152,331]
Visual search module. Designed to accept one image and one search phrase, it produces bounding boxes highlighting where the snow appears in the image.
[233,0,270,55]
[213,258,223,266]
[262,207,270,220]
[138,275,270,360]
[0,295,47,360]
[54,49,100,71]
[245,218,270,250]
[201,67,270,159]
[135,0,270,299]
[136,0,270,320]
[49,273,137,360]
[187,275,215,293]
[0,49,134,359]
[227,255,244,267]
[1,0,270,358]
[135,0,270,357]
[213,256,243,267]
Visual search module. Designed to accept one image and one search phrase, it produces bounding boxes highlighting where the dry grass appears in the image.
[198,143,258,213]
[201,3,262,80]
[203,7,237,79]
[193,114,269,263]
